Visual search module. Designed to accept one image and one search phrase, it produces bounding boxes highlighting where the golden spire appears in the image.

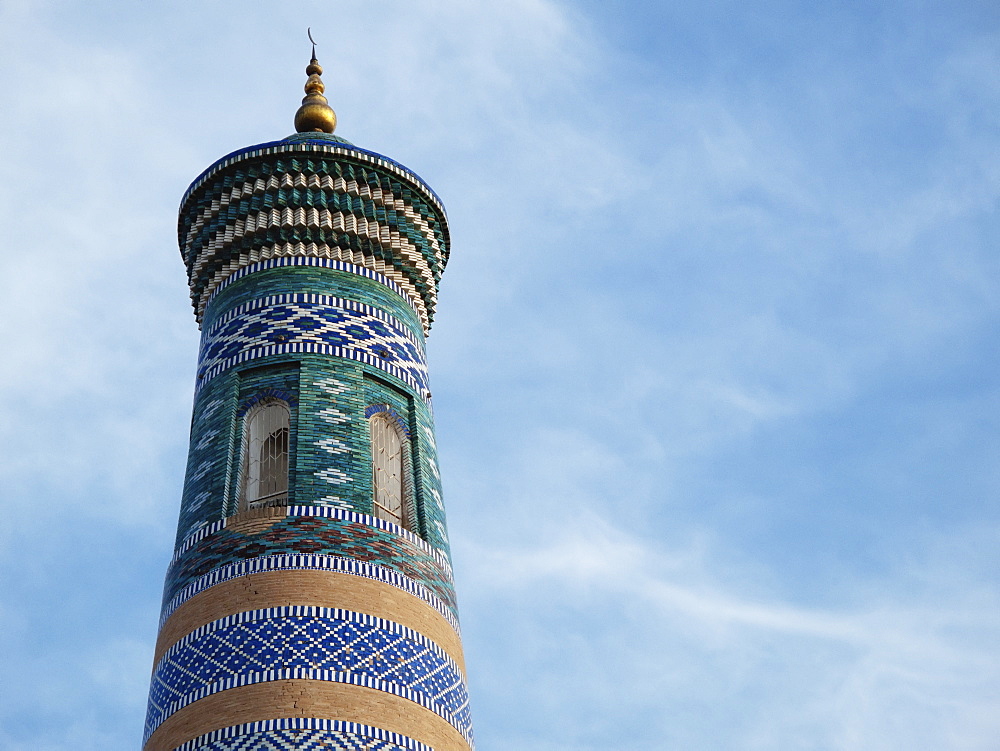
[294,29,337,134]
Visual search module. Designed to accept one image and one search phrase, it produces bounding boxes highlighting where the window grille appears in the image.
[369,412,408,528]
[240,399,290,510]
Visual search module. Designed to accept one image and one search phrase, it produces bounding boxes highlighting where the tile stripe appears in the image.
[171,507,453,572]
[160,554,461,635]
[174,718,432,751]
[206,257,422,323]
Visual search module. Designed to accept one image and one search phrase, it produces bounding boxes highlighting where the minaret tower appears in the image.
[143,47,472,751]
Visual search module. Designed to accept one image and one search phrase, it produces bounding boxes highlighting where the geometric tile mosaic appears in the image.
[148,129,470,750]
[196,294,428,394]
[161,509,459,628]
[208,257,421,323]
[212,294,423,353]
[183,729,413,751]
[145,607,472,747]
[177,718,432,751]
[172,506,443,568]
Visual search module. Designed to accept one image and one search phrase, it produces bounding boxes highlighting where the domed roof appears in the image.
[281,131,354,147]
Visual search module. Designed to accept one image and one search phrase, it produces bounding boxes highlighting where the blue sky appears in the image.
[1,1,998,748]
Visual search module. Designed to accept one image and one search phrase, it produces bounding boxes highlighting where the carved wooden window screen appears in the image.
[370,413,407,528]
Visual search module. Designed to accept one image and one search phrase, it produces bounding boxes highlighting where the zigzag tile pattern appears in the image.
[178,719,431,751]
[184,729,413,751]
[178,137,449,333]
[144,608,472,746]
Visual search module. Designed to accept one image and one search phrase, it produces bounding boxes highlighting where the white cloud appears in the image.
[457,517,1000,749]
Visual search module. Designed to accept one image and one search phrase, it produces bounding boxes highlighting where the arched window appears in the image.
[369,412,409,528]
[240,399,290,510]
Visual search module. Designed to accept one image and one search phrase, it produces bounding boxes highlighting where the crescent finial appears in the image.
[294,29,337,133]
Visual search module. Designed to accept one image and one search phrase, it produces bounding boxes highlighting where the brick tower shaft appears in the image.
[143,52,473,751]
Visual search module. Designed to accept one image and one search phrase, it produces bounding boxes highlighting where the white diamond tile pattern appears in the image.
[197,295,428,392]
[145,608,471,745]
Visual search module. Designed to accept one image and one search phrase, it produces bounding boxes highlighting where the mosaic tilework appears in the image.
[196,242,432,333]
[180,151,446,272]
[237,386,297,416]
[182,134,446,224]
[171,356,449,553]
[365,404,410,436]
[410,391,449,550]
[185,203,440,310]
[168,250,446,546]
[172,507,449,575]
[178,136,449,332]
[174,360,308,545]
[178,718,432,751]
[145,607,472,746]
[167,204,449,536]
[149,129,471,750]
[162,510,457,622]
[309,375,354,509]
[174,375,241,546]
[196,295,428,394]
[205,257,423,329]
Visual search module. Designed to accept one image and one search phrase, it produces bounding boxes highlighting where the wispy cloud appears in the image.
[458,516,1000,749]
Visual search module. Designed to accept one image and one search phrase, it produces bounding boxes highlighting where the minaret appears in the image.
[143,47,472,751]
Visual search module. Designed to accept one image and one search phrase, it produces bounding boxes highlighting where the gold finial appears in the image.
[294,28,337,134]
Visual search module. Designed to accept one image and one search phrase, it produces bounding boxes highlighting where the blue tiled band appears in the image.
[208,293,424,350]
[175,718,432,751]
[196,295,428,394]
[145,607,472,746]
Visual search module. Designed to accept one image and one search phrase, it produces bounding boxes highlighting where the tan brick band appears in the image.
[155,569,465,671]
[143,680,472,751]
[225,506,288,535]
